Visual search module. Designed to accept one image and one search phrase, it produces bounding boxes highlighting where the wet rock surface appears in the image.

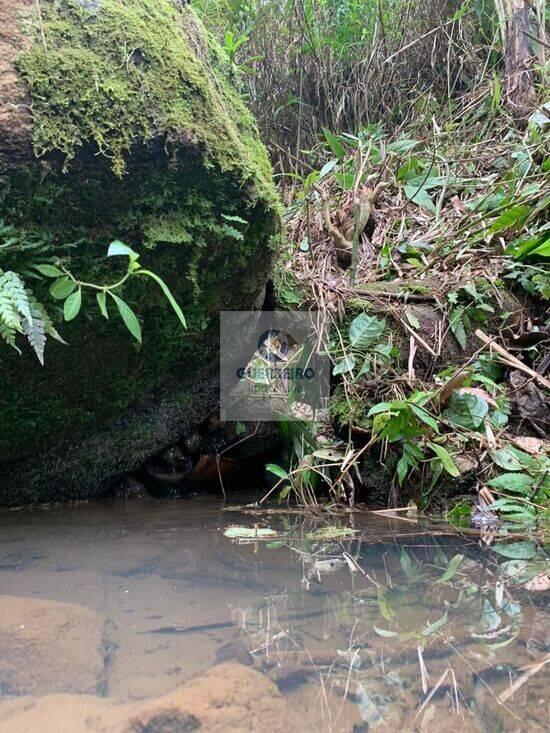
[0,0,278,506]
[0,663,302,732]
[0,595,110,696]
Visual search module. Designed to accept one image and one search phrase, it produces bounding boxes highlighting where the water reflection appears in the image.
[223,512,549,730]
[0,500,548,731]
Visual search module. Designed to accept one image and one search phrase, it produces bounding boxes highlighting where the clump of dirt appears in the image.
[0,595,111,696]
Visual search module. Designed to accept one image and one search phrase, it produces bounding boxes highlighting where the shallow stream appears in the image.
[0,498,548,731]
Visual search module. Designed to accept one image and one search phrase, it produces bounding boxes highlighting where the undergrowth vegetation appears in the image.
[265,105,549,522]
[193,1,550,522]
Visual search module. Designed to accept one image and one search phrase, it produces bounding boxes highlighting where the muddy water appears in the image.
[0,498,548,731]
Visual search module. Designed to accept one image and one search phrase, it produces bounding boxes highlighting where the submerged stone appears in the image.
[0,0,279,504]
[0,595,110,696]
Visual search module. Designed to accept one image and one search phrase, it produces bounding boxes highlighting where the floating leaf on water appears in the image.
[223,526,278,539]
[373,626,399,638]
[305,526,359,540]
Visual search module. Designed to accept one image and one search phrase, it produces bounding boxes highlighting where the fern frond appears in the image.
[0,319,21,353]
[0,272,64,362]
[27,290,67,345]
[0,271,32,327]
[22,311,46,365]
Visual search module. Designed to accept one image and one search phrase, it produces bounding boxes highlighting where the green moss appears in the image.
[329,385,371,431]
[17,0,275,202]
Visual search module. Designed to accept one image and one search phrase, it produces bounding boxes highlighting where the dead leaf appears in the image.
[437,369,472,407]
[525,573,550,592]
[457,387,498,408]
[451,195,467,214]
[511,436,547,455]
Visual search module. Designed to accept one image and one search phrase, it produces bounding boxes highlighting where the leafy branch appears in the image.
[1,241,186,362]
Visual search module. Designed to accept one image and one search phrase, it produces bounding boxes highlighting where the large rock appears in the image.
[0,0,279,504]
[0,663,302,732]
[0,595,110,696]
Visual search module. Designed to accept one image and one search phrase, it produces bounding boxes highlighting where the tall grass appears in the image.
[197,1,509,165]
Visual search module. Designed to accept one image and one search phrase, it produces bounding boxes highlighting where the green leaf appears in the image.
[221,225,244,241]
[445,392,488,430]
[367,402,393,416]
[63,288,82,321]
[387,138,419,155]
[435,554,464,584]
[529,237,550,258]
[333,354,356,375]
[266,463,288,479]
[221,213,247,224]
[411,405,439,432]
[490,448,523,472]
[487,473,534,493]
[223,526,278,539]
[33,264,64,278]
[373,626,399,638]
[404,185,436,212]
[322,128,345,160]
[428,442,460,477]
[421,610,449,636]
[107,240,139,262]
[278,486,291,502]
[397,455,409,485]
[488,205,531,234]
[492,541,537,560]
[137,270,186,328]
[319,158,338,179]
[50,277,77,300]
[349,313,386,348]
[400,548,412,577]
[449,307,467,348]
[109,293,142,343]
[356,357,371,377]
[377,589,396,621]
[96,291,108,319]
[404,306,420,329]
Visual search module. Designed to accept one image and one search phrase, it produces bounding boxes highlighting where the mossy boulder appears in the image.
[0,0,280,504]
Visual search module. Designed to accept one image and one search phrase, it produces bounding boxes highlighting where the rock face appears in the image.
[0,595,110,696]
[0,0,279,504]
[0,663,302,732]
